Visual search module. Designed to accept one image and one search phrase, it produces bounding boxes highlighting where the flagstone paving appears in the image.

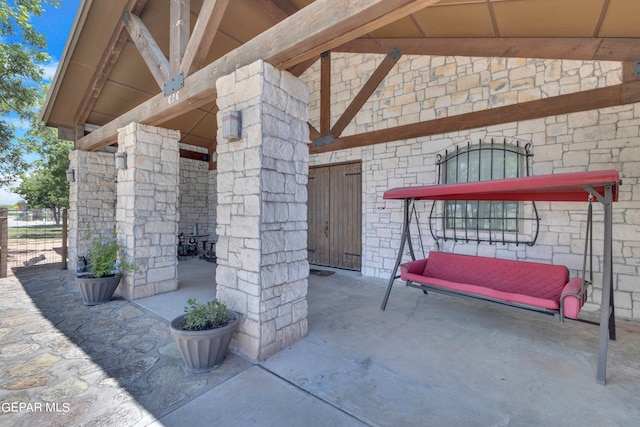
[0,271,252,426]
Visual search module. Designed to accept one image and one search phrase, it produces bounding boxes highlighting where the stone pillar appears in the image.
[67,150,117,272]
[215,59,310,360]
[207,169,218,242]
[116,123,180,299]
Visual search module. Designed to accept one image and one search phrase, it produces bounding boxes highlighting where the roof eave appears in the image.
[40,0,93,126]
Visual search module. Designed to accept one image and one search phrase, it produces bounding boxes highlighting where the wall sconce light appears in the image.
[115,151,127,169]
[66,169,75,182]
[222,110,241,141]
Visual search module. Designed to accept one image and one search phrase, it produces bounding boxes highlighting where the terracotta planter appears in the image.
[169,311,240,373]
[76,275,121,306]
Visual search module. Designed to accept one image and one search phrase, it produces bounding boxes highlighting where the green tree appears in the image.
[0,0,60,185]
[15,97,71,224]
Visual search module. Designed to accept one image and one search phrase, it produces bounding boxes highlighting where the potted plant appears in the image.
[76,231,137,305]
[169,298,241,373]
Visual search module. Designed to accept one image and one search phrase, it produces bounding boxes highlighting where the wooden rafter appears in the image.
[170,0,190,76]
[336,38,640,62]
[181,0,230,76]
[208,145,217,170]
[320,51,331,136]
[179,148,210,162]
[73,0,148,130]
[310,81,640,154]
[288,56,318,77]
[593,0,611,38]
[622,62,640,83]
[124,12,170,89]
[331,48,402,139]
[308,123,320,141]
[485,0,499,38]
[77,0,441,151]
[267,0,442,70]
[253,0,298,21]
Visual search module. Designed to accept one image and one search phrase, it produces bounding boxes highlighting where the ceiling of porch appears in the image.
[43,0,640,151]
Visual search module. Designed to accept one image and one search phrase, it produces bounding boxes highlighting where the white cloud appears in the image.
[0,188,21,206]
[0,179,22,206]
[40,59,61,82]
[1,114,31,140]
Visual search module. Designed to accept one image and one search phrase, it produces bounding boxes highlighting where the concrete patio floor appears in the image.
[1,258,639,426]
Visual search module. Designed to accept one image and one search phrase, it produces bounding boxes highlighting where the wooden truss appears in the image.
[73,0,640,169]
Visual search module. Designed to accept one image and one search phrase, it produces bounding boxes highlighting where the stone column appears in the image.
[207,169,218,244]
[215,59,310,360]
[67,150,117,272]
[116,123,180,299]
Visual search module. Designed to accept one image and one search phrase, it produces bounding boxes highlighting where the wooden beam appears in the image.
[593,0,611,38]
[320,51,331,136]
[311,83,640,154]
[331,48,402,138]
[253,0,298,21]
[78,0,440,151]
[485,0,499,38]
[74,0,148,127]
[336,38,640,62]
[170,0,190,76]
[180,0,230,76]
[622,61,640,83]
[308,123,320,141]
[179,148,210,162]
[621,80,640,105]
[265,0,442,70]
[208,140,216,170]
[288,55,318,77]
[124,12,170,89]
[57,125,83,142]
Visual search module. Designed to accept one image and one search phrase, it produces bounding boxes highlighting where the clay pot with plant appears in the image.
[169,298,241,373]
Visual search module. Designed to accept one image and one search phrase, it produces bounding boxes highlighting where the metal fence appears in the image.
[0,208,67,278]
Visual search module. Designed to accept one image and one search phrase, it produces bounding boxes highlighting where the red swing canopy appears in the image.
[383,170,620,203]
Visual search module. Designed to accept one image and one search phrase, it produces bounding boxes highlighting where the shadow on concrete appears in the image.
[4,270,251,426]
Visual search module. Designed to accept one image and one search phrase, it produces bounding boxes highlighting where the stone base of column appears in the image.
[116,123,180,300]
[67,150,117,273]
[215,60,310,360]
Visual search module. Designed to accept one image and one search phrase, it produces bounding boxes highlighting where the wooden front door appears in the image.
[308,162,362,270]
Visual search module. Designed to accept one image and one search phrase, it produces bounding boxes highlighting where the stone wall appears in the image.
[216,60,310,360]
[302,54,640,320]
[178,144,209,236]
[116,123,180,299]
[67,150,116,272]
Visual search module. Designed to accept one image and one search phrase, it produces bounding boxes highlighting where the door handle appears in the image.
[324,221,329,238]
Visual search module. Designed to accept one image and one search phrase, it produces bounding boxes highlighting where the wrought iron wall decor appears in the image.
[428,138,540,246]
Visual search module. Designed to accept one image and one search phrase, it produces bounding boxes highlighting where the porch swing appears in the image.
[380,169,621,385]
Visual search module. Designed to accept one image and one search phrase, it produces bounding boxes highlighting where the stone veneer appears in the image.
[215,59,310,360]
[302,54,640,320]
[116,123,180,299]
[67,150,116,272]
[207,169,218,243]
[178,145,209,236]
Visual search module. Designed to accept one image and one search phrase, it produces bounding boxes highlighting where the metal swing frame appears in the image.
[380,171,620,385]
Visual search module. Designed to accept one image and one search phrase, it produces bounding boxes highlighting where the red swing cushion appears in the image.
[400,252,586,318]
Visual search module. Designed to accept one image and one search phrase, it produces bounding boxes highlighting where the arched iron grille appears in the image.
[428,138,540,246]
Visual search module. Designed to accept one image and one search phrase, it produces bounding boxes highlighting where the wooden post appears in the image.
[62,208,68,270]
[0,208,7,278]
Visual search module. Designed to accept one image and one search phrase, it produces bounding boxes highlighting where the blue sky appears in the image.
[0,0,81,204]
